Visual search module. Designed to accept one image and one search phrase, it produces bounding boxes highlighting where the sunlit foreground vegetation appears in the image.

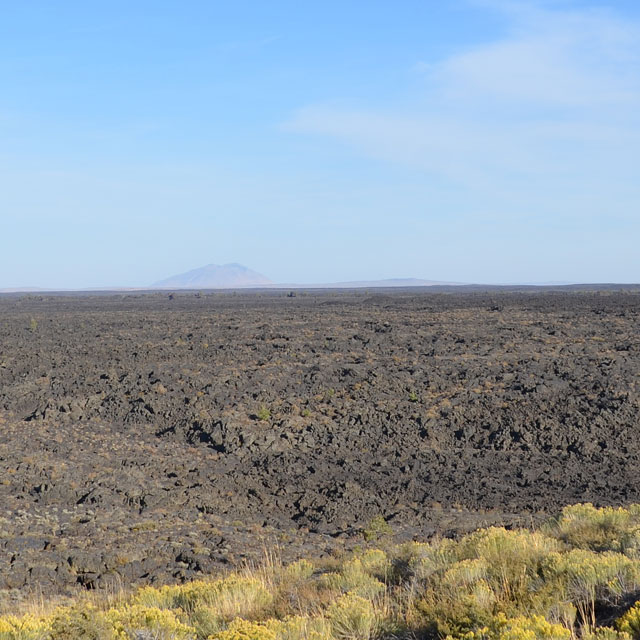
[5,504,640,640]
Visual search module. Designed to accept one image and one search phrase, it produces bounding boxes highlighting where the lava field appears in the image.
[1,288,639,598]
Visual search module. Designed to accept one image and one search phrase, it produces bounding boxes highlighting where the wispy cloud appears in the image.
[285,1,640,222]
[434,1,640,108]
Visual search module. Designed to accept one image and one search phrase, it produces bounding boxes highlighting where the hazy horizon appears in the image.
[2,258,638,292]
[2,1,639,288]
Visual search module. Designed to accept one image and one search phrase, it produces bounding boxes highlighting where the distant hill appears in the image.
[153,268,458,291]
[153,263,273,289]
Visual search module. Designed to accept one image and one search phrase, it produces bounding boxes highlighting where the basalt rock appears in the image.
[1,288,639,601]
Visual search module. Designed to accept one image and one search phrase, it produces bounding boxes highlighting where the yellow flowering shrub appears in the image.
[133,584,184,610]
[264,615,332,640]
[5,504,640,640]
[445,614,570,640]
[319,558,385,600]
[326,593,378,640]
[357,550,388,578]
[134,575,272,619]
[551,549,639,627]
[456,528,560,566]
[584,628,632,640]
[548,504,640,555]
[405,540,456,582]
[414,529,562,635]
[617,600,640,639]
[48,604,116,640]
[416,580,496,636]
[106,604,195,639]
[414,523,640,636]
[455,528,561,608]
[208,618,276,640]
[0,614,50,640]
[442,559,489,589]
[280,559,314,584]
[491,614,570,640]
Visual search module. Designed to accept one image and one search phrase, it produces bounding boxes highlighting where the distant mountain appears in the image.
[153,267,460,290]
[153,263,273,289]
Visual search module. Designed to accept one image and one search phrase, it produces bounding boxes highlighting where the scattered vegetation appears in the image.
[5,504,640,640]
[256,406,271,422]
[362,516,393,543]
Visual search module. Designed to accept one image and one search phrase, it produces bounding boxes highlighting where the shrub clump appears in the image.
[4,504,640,640]
[326,594,379,640]
[617,601,640,639]
[547,504,640,555]
[362,516,392,543]
[106,604,195,639]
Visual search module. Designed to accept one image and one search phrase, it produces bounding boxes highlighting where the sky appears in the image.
[1,0,639,288]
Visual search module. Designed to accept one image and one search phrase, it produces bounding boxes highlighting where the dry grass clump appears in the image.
[6,504,640,640]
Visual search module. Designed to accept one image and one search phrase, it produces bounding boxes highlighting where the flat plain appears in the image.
[1,288,639,599]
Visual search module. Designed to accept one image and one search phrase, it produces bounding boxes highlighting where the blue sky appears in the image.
[1,0,639,287]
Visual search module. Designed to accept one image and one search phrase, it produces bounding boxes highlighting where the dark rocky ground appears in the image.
[1,288,640,604]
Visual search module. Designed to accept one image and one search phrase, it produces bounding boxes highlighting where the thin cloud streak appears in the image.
[285,1,640,224]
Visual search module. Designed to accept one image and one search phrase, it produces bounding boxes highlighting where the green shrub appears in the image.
[357,550,389,579]
[256,407,271,422]
[552,549,639,628]
[48,605,115,640]
[416,528,564,634]
[547,504,640,555]
[362,516,392,543]
[319,557,386,600]
[326,594,378,640]
[400,540,455,583]
[280,559,314,584]
[585,628,632,640]
[134,575,272,620]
